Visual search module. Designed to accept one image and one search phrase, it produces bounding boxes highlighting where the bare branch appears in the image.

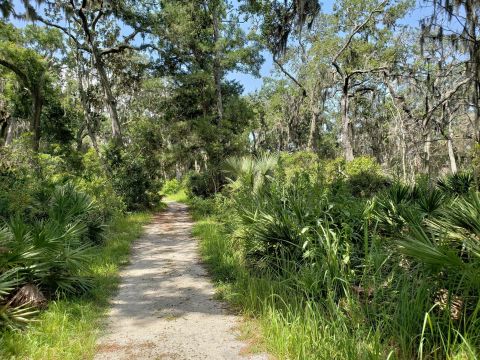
[273,56,307,97]
[331,0,388,76]
[34,14,87,51]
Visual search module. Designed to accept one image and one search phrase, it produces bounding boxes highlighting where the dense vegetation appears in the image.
[186,153,479,359]
[1,0,480,359]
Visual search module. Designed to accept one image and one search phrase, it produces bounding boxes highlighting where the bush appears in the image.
[189,154,480,359]
[234,176,331,270]
[345,156,389,197]
[186,169,223,198]
[437,171,475,195]
[77,149,125,218]
[161,178,182,195]
[224,153,278,194]
[105,143,163,210]
[0,183,100,329]
[277,151,320,184]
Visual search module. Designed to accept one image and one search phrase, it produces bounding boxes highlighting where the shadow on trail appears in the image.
[102,202,230,329]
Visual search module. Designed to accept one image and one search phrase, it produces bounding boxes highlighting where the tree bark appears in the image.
[445,106,458,174]
[5,118,15,146]
[400,117,407,181]
[424,131,431,177]
[31,88,43,152]
[0,59,44,152]
[447,134,458,174]
[307,86,322,152]
[92,50,122,143]
[341,78,354,161]
[212,5,224,124]
[307,109,319,152]
[76,57,100,155]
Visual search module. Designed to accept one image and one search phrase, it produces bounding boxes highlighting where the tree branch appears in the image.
[91,1,105,31]
[0,59,29,86]
[100,43,158,56]
[424,76,472,121]
[34,14,88,51]
[331,0,387,77]
[273,56,307,97]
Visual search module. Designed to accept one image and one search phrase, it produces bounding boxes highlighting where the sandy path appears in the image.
[95,202,267,360]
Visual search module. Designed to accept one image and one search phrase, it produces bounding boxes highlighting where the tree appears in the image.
[0,25,51,151]
[330,0,410,161]
[423,0,480,145]
[242,0,320,97]
[17,0,159,143]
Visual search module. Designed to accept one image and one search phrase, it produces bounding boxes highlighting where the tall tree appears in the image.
[18,0,159,143]
[330,0,410,161]
[0,24,51,151]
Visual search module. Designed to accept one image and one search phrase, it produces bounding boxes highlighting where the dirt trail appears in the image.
[95,201,267,360]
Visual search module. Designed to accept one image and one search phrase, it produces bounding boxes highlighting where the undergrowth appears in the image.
[186,153,480,360]
[0,212,151,360]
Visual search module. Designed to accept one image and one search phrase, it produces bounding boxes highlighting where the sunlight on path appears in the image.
[95,202,268,360]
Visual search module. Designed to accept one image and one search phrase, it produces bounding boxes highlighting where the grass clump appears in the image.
[0,212,151,360]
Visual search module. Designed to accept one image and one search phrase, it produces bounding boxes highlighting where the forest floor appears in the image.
[95,201,268,360]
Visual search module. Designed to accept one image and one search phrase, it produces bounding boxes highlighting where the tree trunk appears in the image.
[447,137,457,174]
[341,78,354,161]
[400,119,407,181]
[92,50,122,143]
[212,6,223,124]
[5,118,15,146]
[466,1,480,145]
[307,88,322,152]
[31,89,42,152]
[424,130,431,177]
[446,116,458,174]
[76,123,86,151]
[308,109,321,152]
[465,2,480,183]
[77,59,100,155]
[385,76,410,180]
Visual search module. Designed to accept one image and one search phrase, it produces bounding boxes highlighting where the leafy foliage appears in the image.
[437,172,475,196]
[187,153,480,359]
[0,183,100,328]
[161,178,182,195]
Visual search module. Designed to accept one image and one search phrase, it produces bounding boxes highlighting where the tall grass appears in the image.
[193,217,391,359]
[0,212,151,359]
[188,156,480,360]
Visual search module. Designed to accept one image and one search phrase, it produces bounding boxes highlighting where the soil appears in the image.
[95,201,269,360]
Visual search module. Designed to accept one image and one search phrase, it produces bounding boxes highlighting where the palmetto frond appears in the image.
[225,153,278,193]
[437,172,474,196]
[398,191,480,288]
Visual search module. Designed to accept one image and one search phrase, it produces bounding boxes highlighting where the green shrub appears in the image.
[437,171,475,195]
[161,178,182,195]
[224,153,278,194]
[345,156,389,197]
[277,151,320,184]
[235,176,329,269]
[105,143,163,210]
[76,148,125,221]
[188,155,480,359]
[186,169,222,198]
[188,196,218,219]
[0,184,100,329]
